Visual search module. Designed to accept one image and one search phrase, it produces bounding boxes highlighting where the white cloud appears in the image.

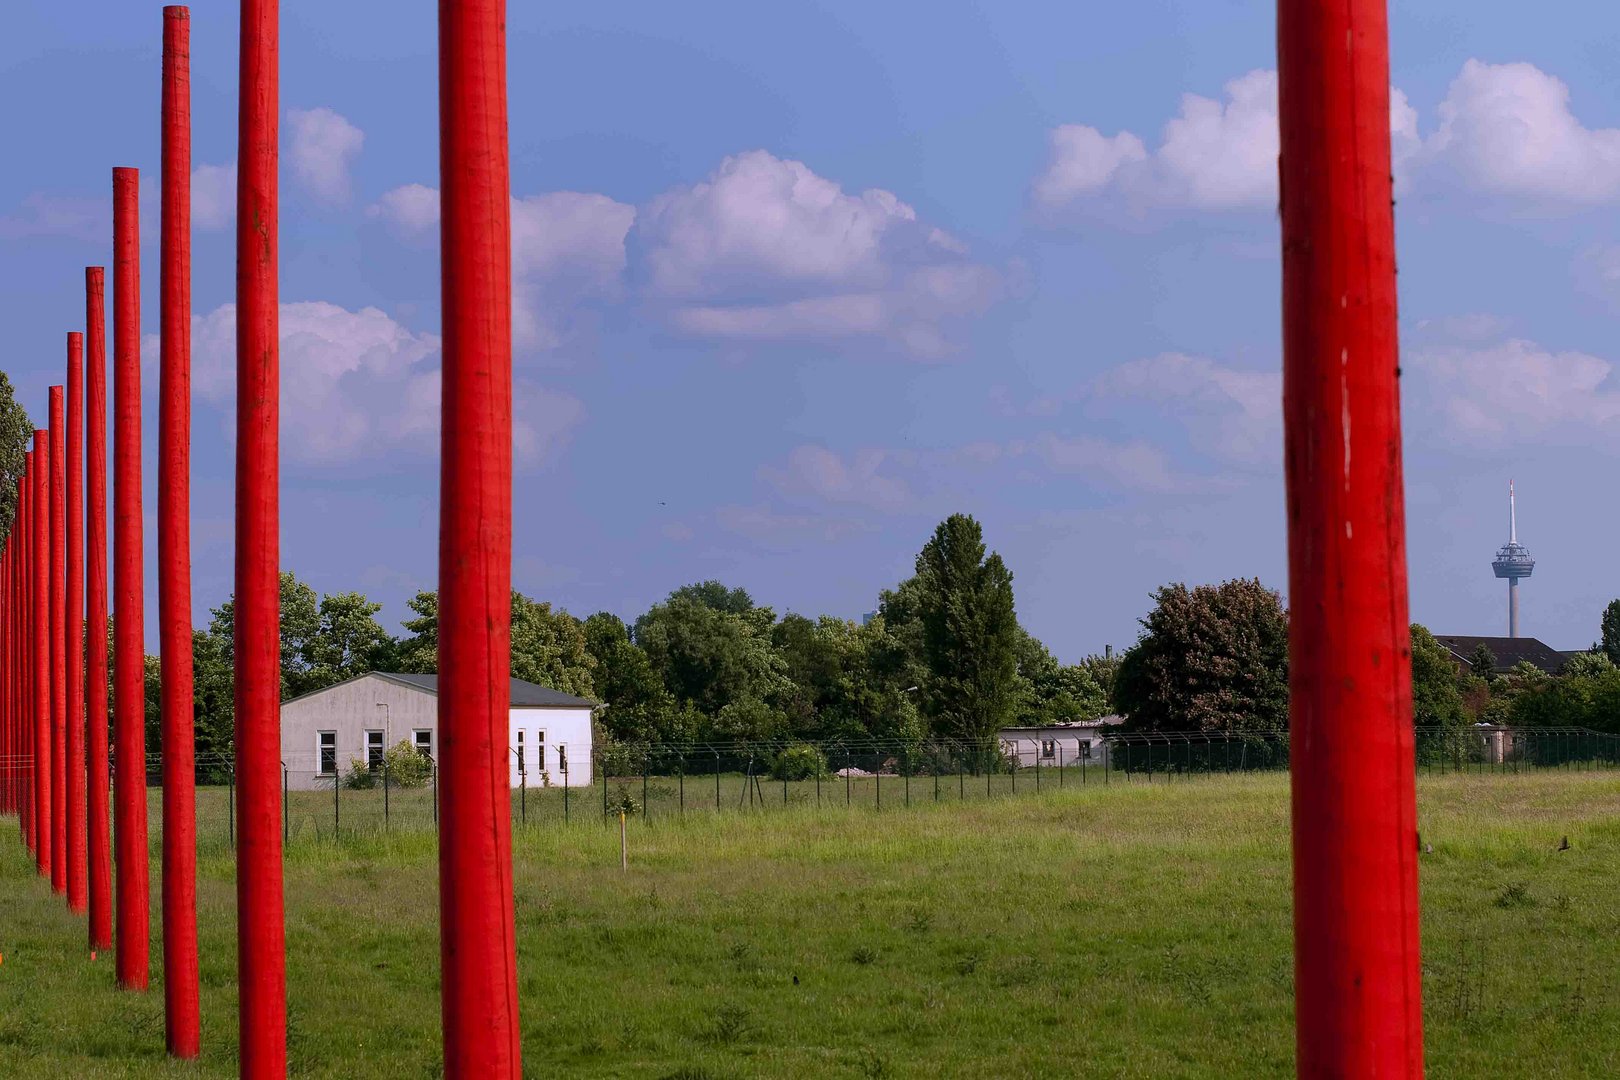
[287,107,364,205]
[1027,434,1182,492]
[1427,60,1620,202]
[1410,338,1620,444]
[177,301,581,468]
[0,194,107,242]
[1035,71,1417,213]
[192,162,237,230]
[1092,352,1281,466]
[367,183,439,233]
[641,150,998,356]
[368,185,635,350]
[762,445,912,510]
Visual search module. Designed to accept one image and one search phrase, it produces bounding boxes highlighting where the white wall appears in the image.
[280,674,440,790]
[507,706,594,787]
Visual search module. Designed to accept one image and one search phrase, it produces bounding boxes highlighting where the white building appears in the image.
[278,671,596,790]
[998,717,1122,769]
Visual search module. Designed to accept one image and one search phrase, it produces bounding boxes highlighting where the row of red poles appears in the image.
[1,1,522,1076]
[0,1,1420,1077]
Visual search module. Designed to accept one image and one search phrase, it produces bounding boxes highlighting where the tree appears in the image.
[0,372,33,542]
[509,593,595,697]
[1409,624,1464,729]
[1077,651,1122,713]
[911,514,1021,748]
[583,612,675,743]
[204,570,322,699]
[1468,643,1498,679]
[668,580,755,616]
[307,591,396,688]
[634,586,788,718]
[1113,579,1289,734]
[393,591,439,673]
[1563,650,1616,678]
[1602,600,1620,666]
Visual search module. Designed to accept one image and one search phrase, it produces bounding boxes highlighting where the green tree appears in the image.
[204,570,323,699]
[582,612,675,743]
[0,372,33,541]
[1113,579,1289,734]
[1601,600,1620,666]
[1012,629,1108,726]
[1077,651,1122,713]
[1468,643,1498,679]
[634,587,788,718]
[509,593,595,697]
[307,591,396,688]
[1409,624,1464,729]
[911,514,1021,748]
[393,591,439,673]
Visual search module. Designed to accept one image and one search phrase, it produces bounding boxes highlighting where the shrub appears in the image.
[383,740,432,788]
[770,743,829,781]
[342,757,376,790]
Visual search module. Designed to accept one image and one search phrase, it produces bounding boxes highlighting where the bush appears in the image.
[384,740,432,788]
[342,757,376,790]
[770,744,829,781]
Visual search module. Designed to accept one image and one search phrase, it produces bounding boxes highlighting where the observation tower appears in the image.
[1490,481,1535,637]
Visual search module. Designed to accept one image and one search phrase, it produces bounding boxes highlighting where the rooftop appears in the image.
[1432,635,1566,676]
[283,671,597,709]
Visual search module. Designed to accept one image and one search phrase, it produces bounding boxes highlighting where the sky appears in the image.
[5,1,1620,659]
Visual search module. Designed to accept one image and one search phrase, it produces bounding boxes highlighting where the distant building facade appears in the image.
[1433,635,1567,676]
[998,717,1122,768]
[279,672,596,790]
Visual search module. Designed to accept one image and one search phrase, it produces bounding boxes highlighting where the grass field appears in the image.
[2,770,1619,1078]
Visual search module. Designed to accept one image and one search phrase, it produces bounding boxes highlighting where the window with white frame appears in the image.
[365,729,384,772]
[557,743,568,774]
[1041,739,1056,759]
[318,731,337,775]
[536,730,546,772]
[516,729,526,774]
[413,729,432,758]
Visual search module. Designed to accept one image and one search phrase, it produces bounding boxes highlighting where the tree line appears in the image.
[138,514,1116,757]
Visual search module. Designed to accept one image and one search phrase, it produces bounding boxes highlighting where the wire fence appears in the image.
[0,725,1614,851]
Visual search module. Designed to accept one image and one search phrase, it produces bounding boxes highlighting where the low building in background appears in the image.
[279,671,596,790]
[998,717,1122,768]
[1433,634,1568,676]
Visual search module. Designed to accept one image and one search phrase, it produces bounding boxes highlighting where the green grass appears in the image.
[2,771,1620,1077]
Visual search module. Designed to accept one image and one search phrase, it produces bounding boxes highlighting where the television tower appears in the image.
[1491,481,1535,637]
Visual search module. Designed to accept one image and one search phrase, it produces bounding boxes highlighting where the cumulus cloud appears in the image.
[641,150,999,356]
[1026,434,1182,492]
[1409,338,1620,444]
[1426,60,1620,202]
[288,107,364,204]
[1033,69,1415,213]
[192,162,238,230]
[368,185,635,349]
[176,301,581,468]
[1092,352,1281,466]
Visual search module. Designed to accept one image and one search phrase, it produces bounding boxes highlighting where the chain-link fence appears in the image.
[5,725,1617,850]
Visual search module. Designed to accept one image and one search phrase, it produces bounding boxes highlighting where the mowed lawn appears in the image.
[2,771,1619,1078]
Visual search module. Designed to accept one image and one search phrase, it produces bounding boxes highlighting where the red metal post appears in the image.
[32,430,51,881]
[1278,2,1425,1076]
[161,4,201,1057]
[113,166,150,989]
[18,461,31,853]
[49,387,67,898]
[67,334,87,914]
[438,2,522,1074]
[86,265,114,953]
[236,0,287,1071]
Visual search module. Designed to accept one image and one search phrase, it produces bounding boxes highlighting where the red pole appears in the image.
[113,166,150,990]
[438,2,521,1074]
[17,461,31,854]
[67,334,87,914]
[1278,2,1425,1076]
[161,5,201,1057]
[86,265,114,954]
[32,429,51,881]
[236,0,286,1071]
[49,386,67,899]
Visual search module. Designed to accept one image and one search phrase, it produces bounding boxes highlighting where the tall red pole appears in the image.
[438,2,521,1074]
[86,266,114,953]
[49,387,68,898]
[161,5,201,1058]
[113,166,151,990]
[18,461,32,854]
[67,334,87,914]
[1279,2,1425,1076]
[32,430,51,881]
[236,0,286,1071]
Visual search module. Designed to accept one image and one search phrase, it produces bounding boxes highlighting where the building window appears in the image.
[557,744,567,774]
[318,731,337,776]
[413,729,432,758]
[366,729,384,772]
[1078,741,1092,759]
[1041,739,1056,759]
[536,730,546,770]
[516,729,526,774]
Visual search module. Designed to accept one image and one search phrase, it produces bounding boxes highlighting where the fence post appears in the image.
[603,752,610,820]
[677,754,683,816]
[334,769,340,838]
[643,757,650,824]
[876,766,881,811]
[383,759,391,831]
[846,751,852,806]
[1058,744,1064,789]
[227,764,235,850]
[432,762,438,827]
[903,748,910,807]
[281,762,288,844]
[714,750,721,812]
[562,750,569,823]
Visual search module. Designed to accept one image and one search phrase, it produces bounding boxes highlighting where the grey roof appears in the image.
[1433,635,1567,675]
[282,671,596,708]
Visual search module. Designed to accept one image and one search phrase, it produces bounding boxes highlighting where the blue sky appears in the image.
[5,1,1620,659]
